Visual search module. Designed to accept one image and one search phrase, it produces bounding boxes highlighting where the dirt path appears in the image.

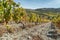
[0,22,57,40]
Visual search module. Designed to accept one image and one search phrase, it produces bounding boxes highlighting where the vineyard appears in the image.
[0,0,60,40]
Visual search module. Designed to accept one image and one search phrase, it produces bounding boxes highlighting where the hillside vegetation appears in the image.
[26,8,60,28]
[0,0,60,38]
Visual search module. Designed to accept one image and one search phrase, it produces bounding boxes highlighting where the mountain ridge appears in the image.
[25,8,60,14]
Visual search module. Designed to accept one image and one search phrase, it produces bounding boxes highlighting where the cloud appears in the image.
[14,0,60,9]
[46,0,60,8]
[38,0,60,8]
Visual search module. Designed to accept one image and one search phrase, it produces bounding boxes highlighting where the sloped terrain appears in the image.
[0,22,59,40]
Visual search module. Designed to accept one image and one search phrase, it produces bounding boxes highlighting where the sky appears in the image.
[14,0,60,9]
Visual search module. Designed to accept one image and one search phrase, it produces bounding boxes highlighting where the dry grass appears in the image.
[32,35,43,40]
[8,27,16,33]
[0,27,7,37]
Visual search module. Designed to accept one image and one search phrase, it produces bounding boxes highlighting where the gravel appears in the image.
[0,22,59,40]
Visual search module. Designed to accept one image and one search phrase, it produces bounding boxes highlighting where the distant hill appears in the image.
[25,8,60,20]
[25,8,60,15]
[35,8,60,13]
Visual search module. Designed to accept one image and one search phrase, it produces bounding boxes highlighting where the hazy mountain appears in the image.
[35,8,60,13]
[25,8,60,14]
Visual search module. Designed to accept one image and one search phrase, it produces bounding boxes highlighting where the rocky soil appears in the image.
[0,22,60,40]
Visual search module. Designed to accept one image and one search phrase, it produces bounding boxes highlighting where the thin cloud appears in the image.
[14,0,60,9]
